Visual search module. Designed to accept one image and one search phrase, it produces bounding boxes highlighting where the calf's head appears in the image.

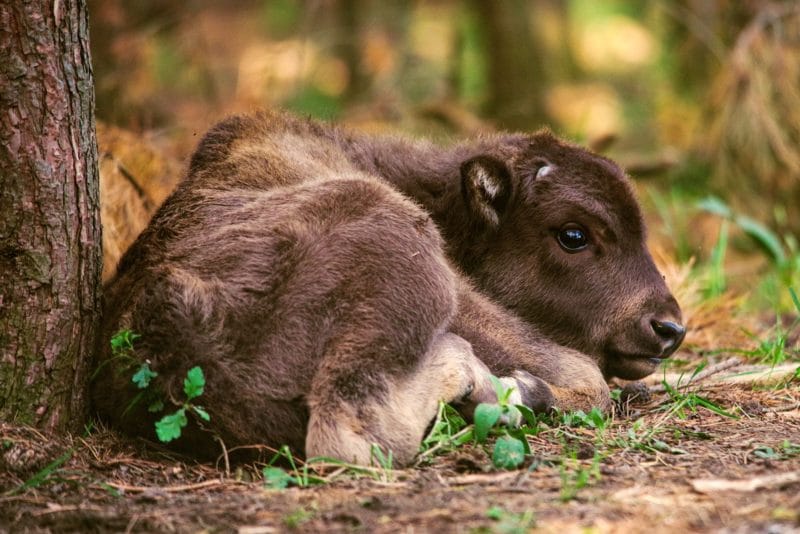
[460,132,685,380]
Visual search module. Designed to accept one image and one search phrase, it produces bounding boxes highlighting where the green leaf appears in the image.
[587,407,608,429]
[507,428,532,455]
[370,444,393,470]
[753,446,778,459]
[110,335,125,354]
[183,366,205,400]
[263,467,294,489]
[492,435,526,469]
[783,441,800,456]
[147,400,164,413]
[192,405,211,421]
[488,375,507,401]
[110,330,140,355]
[515,404,538,427]
[735,215,785,264]
[697,196,787,266]
[689,361,708,381]
[696,196,732,218]
[562,409,587,427]
[789,287,800,313]
[474,403,502,443]
[132,363,158,389]
[155,409,187,442]
[695,396,738,419]
[453,428,474,446]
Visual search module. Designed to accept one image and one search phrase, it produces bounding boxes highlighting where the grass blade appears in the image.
[9,449,73,495]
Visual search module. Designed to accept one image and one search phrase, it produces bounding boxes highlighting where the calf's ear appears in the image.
[460,155,512,228]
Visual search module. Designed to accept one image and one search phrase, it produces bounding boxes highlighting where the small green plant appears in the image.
[491,435,526,470]
[262,446,333,489]
[752,440,800,460]
[262,465,296,490]
[736,287,800,366]
[791,365,800,384]
[93,328,141,381]
[283,506,315,529]
[605,420,688,455]
[473,376,536,470]
[660,364,738,420]
[419,402,471,459]
[110,329,140,356]
[262,445,404,489]
[369,443,394,473]
[108,329,162,418]
[557,407,610,431]
[698,196,786,265]
[485,505,536,533]
[704,219,729,298]
[110,329,212,443]
[264,447,319,489]
[122,362,164,418]
[699,196,800,312]
[740,328,799,367]
[154,366,211,442]
[559,450,602,502]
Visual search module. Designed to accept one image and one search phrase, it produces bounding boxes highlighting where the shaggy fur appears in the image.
[92,110,684,464]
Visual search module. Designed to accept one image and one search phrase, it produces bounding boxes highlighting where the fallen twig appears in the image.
[447,471,525,486]
[650,357,742,393]
[691,471,800,493]
[214,435,231,478]
[771,402,800,413]
[100,479,227,493]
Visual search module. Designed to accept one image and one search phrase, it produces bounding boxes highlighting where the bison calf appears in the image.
[92,111,684,465]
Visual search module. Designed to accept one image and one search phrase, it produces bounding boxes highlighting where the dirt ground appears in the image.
[2,361,799,534]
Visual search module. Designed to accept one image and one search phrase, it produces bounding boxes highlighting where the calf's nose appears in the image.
[650,319,686,357]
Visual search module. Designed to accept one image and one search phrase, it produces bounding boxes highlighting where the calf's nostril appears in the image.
[650,319,686,349]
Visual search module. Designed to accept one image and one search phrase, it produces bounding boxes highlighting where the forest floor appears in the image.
[2,358,799,533]
[3,104,800,533]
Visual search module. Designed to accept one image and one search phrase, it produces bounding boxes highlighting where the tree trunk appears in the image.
[0,0,101,433]
[335,0,371,103]
[473,0,549,130]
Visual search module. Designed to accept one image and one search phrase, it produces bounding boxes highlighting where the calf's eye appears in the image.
[557,225,588,252]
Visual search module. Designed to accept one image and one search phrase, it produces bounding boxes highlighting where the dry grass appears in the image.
[97,123,182,281]
[707,3,800,231]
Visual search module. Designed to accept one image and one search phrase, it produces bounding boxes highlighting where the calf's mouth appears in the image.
[603,314,687,380]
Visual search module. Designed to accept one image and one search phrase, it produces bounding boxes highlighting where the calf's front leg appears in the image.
[450,280,612,413]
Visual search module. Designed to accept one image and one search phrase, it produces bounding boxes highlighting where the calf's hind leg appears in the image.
[300,192,495,466]
[306,331,494,466]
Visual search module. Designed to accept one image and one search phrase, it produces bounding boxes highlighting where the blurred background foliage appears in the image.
[89,0,800,344]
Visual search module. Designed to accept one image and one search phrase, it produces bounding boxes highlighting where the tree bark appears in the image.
[0,0,101,433]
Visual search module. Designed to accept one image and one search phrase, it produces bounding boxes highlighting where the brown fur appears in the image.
[92,110,683,464]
